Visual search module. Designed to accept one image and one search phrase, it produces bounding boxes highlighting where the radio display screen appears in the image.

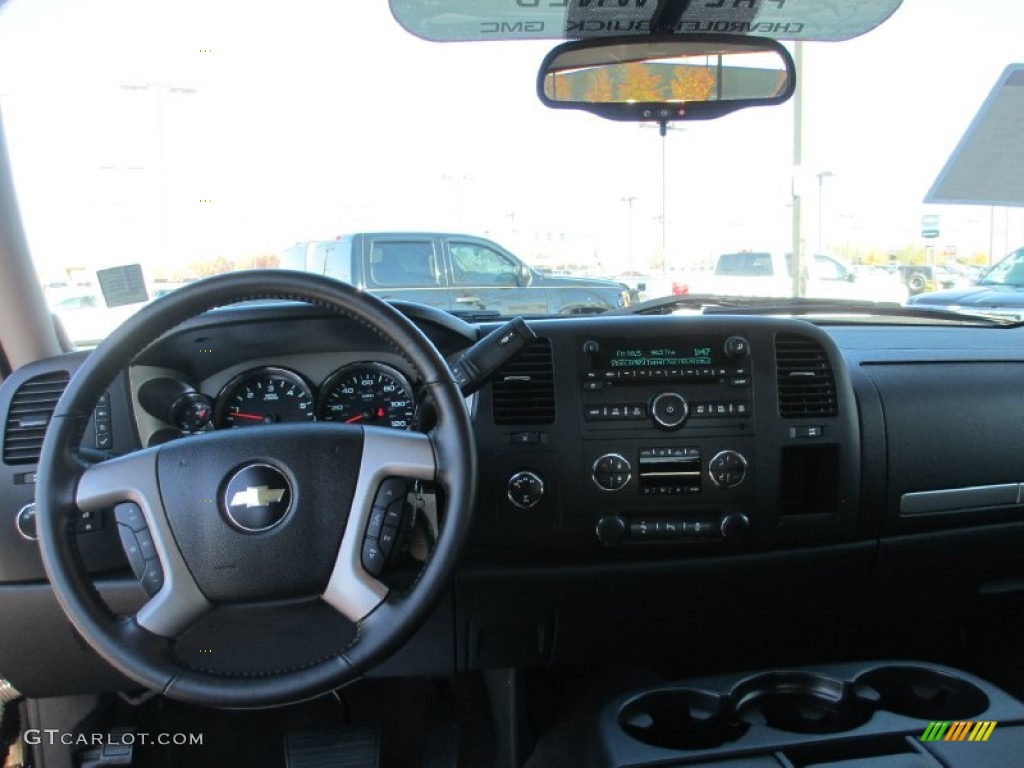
[597,340,720,369]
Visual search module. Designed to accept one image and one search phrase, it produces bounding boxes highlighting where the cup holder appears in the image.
[733,672,874,734]
[619,689,748,750]
[855,665,989,720]
[617,665,995,752]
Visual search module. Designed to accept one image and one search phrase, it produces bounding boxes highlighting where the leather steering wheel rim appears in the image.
[35,270,476,708]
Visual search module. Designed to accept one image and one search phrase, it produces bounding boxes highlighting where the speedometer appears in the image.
[216,367,316,428]
[318,363,416,430]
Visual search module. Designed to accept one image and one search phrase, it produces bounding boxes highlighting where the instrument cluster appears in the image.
[137,361,418,444]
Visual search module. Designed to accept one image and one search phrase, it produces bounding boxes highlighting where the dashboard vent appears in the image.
[775,334,838,418]
[3,371,70,464]
[492,338,555,425]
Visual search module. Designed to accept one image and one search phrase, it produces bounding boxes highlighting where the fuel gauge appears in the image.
[171,393,215,434]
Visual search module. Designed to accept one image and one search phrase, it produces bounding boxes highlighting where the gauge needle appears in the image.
[230,412,264,422]
[345,414,365,424]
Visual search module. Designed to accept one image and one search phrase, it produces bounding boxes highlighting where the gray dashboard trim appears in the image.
[900,484,1024,516]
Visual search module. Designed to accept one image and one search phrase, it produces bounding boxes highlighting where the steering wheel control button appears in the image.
[709,450,749,489]
[592,454,632,492]
[507,471,545,509]
[650,392,688,429]
[361,539,386,577]
[367,507,387,539]
[140,560,165,596]
[114,502,147,531]
[222,463,292,532]
[135,528,158,560]
[373,478,408,508]
[117,525,147,580]
[16,502,37,541]
[379,525,399,558]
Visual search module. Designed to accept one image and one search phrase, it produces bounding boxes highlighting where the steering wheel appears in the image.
[35,271,476,708]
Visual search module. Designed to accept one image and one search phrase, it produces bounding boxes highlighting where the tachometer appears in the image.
[318,363,416,430]
[216,367,315,428]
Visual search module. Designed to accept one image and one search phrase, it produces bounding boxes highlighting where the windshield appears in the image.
[0,0,1022,346]
[978,247,1024,287]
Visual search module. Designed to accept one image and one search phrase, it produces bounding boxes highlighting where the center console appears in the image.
[481,316,861,555]
[580,332,757,545]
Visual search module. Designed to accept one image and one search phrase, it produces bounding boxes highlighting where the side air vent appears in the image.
[775,334,838,418]
[492,338,555,425]
[3,371,70,464]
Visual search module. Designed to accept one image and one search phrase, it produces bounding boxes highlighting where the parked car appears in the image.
[685,251,907,303]
[47,291,144,348]
[909,246,1024,319]
[282,233,631,316]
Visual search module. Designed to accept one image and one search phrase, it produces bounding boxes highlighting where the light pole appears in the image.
[641,123,685,274]
[816,170,834,251]
[442,174,473,230]
[120,82,198,265]
[621,196,637,273]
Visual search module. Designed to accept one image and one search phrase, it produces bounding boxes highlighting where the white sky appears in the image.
[0,0,1022,280]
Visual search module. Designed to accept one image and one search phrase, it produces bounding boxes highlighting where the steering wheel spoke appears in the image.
[77,451,211,637]
[323,428,436,622]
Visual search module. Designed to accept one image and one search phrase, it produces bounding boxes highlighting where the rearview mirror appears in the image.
[537,35,795,124]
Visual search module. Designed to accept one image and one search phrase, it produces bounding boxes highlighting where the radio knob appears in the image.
[596,515,627,547]
[507,471,545,509]
[724,336,750,359]
[709,450,748,488]
[650,392,688,430]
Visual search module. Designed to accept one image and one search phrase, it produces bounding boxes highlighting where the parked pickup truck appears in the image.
[281,232,630,316]
[685,251,907,302]
[909,246,1024,320]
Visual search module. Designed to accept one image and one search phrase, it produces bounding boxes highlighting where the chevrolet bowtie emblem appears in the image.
[229,486,286,508]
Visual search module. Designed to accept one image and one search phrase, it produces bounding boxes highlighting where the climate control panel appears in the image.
[588,444,750,498]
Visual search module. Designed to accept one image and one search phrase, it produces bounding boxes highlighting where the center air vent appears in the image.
[775,334,838,418]
[491,338,555,425]
[3,371,70,464]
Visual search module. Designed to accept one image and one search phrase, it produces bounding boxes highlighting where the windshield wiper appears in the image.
[606,294,1011,326]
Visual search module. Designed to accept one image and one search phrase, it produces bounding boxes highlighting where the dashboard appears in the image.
[4,302,1024,696]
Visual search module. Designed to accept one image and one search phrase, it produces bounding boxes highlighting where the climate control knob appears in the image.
[709,450,748,488]
[592,453,631,491]
[507,471,545,509]
[596,515,627,547]
[650,392,688,430]
[720,513,751,541]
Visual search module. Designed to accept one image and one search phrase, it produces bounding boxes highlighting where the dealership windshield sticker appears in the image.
[391,0,904,43]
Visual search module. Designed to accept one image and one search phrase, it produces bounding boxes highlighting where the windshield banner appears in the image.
[391,0,904,43]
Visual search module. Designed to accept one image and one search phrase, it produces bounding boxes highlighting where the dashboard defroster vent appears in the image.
[3,371,70,464]
[775,334,838,418]
[492,338,555,425]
